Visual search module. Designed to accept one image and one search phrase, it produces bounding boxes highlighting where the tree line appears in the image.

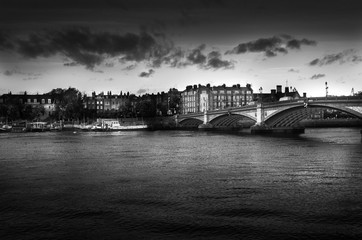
[1,87,181,123]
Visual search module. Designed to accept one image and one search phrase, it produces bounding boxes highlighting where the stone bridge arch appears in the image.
[178,118,203,128]
[264,103,362,128]
[209,114,256,127]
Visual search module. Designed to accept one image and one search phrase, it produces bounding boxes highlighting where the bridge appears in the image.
[176,96,362,133]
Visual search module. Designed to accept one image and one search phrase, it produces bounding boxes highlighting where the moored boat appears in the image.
[0,124,12,132]
[29,122,49,132]
[109,124,148,131]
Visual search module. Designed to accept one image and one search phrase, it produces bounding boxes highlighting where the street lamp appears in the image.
[259,87,263,103]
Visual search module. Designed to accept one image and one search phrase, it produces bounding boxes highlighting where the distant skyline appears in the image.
[1,0,361,97]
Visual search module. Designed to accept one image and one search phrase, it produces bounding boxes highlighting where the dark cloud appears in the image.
[351,55,362,63]
[16,33,56,58]
[3,70,14,76]
[64,62,79,67]
[151,46,234,70]
[156,47,185,68]
[204,50,234,70]
[1,27,237,72]
[1,27,167,69]
[309,49,362,66]
[3,68,42,81]
[288,68,299,73]
[105,62,114,68]
[287,38,316,49]
[265,50,277,57]
[226,35,316,57]
[186,44,207,65]
[123,64,137,71]
[310,74,325,79]
[0,31,14,50]
[3,68,41,77]
[309,59,319,66]
[139,69,154,78]
[137,88,149,94]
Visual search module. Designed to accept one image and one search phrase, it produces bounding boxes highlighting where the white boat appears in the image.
[0,124,12,132]
[92,119,148,131]
[109,124,148,131]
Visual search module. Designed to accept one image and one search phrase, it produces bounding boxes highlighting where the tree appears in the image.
[49,87,84,121]
[136,100,156,118]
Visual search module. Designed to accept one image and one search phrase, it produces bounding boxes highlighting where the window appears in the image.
[41,99,45,104]
[48,99,51,104]
[28,99,31,103]
[34,99,37,103]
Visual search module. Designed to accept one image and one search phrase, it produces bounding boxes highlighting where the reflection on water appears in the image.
[0,128,361,240]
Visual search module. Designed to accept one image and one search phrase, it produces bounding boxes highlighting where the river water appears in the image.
[0,128,361,240]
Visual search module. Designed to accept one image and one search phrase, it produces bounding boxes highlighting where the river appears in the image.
[0,128,361,239]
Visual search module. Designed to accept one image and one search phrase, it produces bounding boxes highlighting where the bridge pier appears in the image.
[198,110,214,130]
[256,103,265,125]
[251,103,305,134]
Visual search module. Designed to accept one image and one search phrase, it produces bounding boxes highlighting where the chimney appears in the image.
[271,89,276,95]
[285,87,289,93]
[276,85,282,93]
[303,92,307,98]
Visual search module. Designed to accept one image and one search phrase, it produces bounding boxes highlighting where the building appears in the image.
[180,83,253,114]
[253,85,304,103]
[83,91,134,113]
[0,92,55,120]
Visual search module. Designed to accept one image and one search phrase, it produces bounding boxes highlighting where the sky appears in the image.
[0,0,361,97]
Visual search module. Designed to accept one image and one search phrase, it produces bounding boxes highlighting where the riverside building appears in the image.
[181,84,253,114]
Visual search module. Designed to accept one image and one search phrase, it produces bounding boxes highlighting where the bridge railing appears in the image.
[179,96,362,117]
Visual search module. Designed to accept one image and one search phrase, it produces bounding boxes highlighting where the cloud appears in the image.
[139,69,155,78]
[204,51,234,70]
[156,47,185,68]
[137,88,149,94]
[287,39,316,49]
[64,62,79,67]
[288,68,299,73]
[1,27,172,70]
[186,44,207,65]
[1,27,236,72]
[3,68,42,80]
[310,74,326,79]
[3,70,14,76]
[153,46,235,70]
[105,62,114,68]
[309,49,362,66]
[123,64,137,71]
[0,31,14,50]
[226,35,317,57]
